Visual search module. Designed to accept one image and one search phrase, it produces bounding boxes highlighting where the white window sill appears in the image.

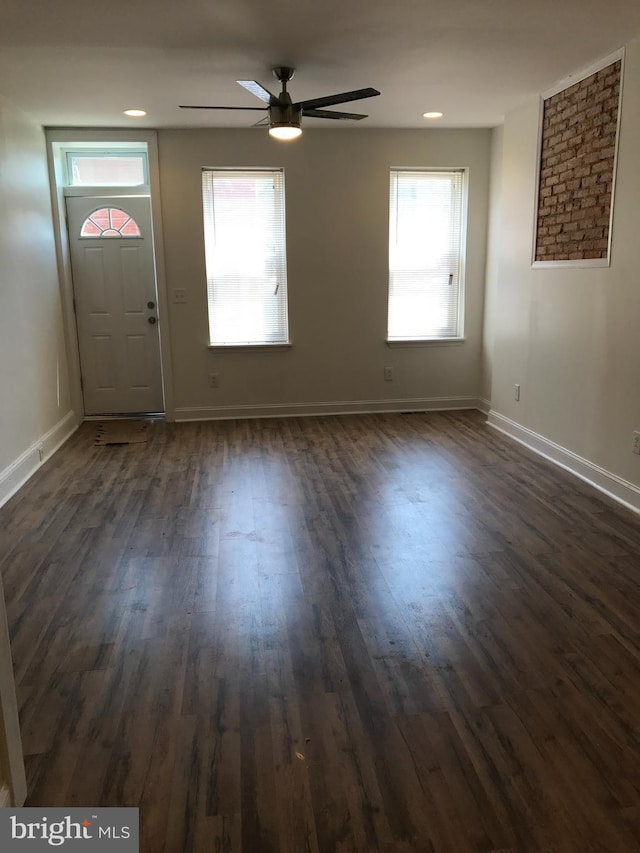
[386,337,466,348]
[208,342,292,352]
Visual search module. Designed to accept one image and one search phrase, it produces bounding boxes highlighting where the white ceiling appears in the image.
[1,0,639,130]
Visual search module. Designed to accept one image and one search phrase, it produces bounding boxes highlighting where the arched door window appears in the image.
[80,207,142,238]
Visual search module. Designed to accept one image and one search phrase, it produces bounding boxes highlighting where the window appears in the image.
[387,169,465,341]
[80,207,142,238]
[66,151,148,186]
[202,169,289,346]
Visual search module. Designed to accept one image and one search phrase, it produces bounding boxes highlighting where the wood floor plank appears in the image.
[2,411,640,850]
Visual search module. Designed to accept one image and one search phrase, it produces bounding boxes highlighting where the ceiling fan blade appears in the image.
[179,105,267,111]
[295,87,380,111]
[303,108,368,120]
[237,80,277,103]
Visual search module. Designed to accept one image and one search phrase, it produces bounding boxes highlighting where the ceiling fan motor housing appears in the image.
[269,98,303,131]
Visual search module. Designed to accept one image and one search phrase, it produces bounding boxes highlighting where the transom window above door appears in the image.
[80,207,142,238]
[66,150,148,186]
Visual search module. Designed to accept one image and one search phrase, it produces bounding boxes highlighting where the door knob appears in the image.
[147,301,155,309]
[148,316,157,325]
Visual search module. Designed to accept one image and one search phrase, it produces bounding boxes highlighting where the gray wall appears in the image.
[0,97,74,503]
[157,127,492,418]
[487,37,640,488]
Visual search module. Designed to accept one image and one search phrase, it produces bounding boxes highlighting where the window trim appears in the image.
[207,343,292,352]
[386,337,466,348]
[386,167,468,344]
[202,166,290,348]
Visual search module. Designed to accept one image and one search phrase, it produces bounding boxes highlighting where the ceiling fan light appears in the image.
[269,124,302,140]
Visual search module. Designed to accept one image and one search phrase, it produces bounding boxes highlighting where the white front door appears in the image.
[66,196,164,415]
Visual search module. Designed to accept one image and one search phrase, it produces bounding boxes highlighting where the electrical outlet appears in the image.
[633,431,640,455]
[384,367,393,382]
[208,373,219,388]
[172,288,188,304]
[514,384,521,401]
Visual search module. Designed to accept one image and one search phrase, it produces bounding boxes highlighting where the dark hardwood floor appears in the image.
[2,410,640,852]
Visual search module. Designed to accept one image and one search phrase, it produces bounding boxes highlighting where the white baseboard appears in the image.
[0,410,80,510]
[476,397,491,414]
[487,410,640,515]
[174,396,483,422]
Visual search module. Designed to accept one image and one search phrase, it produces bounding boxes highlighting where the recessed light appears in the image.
[423,111,443,119]
[123,109,147,117]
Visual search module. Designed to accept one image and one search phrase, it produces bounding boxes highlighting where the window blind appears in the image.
[202,169,289,346]
[387,170,465,341]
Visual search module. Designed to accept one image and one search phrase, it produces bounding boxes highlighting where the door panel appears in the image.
[85,248,108,313]
[126,335,152,388]
[121,247,145,312]
[93,336,116,389]
[66,196,164,415]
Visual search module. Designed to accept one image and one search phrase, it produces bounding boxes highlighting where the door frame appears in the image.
[45,130,175,421]
[0,572,26,807]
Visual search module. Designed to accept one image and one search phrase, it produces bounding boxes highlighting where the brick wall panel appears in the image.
[535,59,621,261]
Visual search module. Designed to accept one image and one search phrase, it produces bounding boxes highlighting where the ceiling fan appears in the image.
[179,67,380,140]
